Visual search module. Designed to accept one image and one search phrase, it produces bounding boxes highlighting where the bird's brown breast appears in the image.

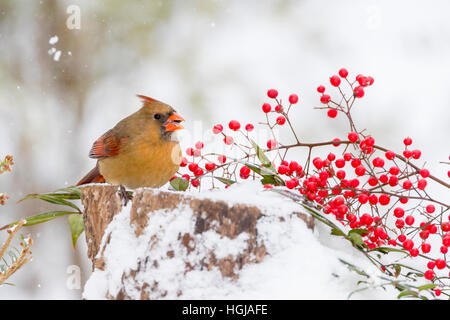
[98,140,181,189]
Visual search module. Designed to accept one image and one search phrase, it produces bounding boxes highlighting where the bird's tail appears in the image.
[76,165,105,186]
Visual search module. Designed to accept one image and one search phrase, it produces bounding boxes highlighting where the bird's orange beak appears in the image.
[164,113,185,132]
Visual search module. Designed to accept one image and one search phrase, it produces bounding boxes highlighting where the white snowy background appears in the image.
[0,0,449,299]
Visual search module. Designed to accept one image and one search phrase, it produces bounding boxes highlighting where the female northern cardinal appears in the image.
[77,95,184,190]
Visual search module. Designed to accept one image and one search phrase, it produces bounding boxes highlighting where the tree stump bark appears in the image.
[81,185,314,299]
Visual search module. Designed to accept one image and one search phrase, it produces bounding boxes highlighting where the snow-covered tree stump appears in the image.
[81,184,314,299]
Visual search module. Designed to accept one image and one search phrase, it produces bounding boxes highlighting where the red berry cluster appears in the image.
[172,68,450,298]
[318,68,374,119]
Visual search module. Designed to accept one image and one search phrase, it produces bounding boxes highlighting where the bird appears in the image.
[76,94,185,192]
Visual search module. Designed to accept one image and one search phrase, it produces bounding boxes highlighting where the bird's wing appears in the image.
[89,129,127,159]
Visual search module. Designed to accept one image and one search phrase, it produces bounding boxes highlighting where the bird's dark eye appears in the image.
[154,113,162,120]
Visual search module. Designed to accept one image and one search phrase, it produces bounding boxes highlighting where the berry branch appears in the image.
[171,68,450,299]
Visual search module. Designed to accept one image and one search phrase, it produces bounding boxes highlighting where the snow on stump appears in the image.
[81,183,314,299]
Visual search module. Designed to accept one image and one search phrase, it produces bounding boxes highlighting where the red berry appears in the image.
[327,109,338,118]
[194,167,204,177]
[369,194,378,205]
[443,236,450,247]
[403,239,414,250]
[389,175,398,187]
[267,139,277,150]
[289,94,299,104]
[191,179,200,188]
[417,179,427,190]
[358,193,369,204]
[368,176,378,186]
[419,169,430,178]
[188,163,198,172]
[394,208,405,218]
[426,204,435,214]
[327,153,336,161]
[276,116,286,125]
[180,157,188,167]
[320,94,331,104]
[205,162,216,171]
[348,132,358,143]
[403,137,412,146]
[403,150,412,158]
[218,155,227,163]
[423,270,434,280]
[389,166,400,175]
[267,89,278,99]
[335,159,345,168]
[421,243,431,253]
[410,248,419,257]
[317,85,325,93]
[262,103,271,113]
[286,179,298,189]
[332,138,341,147]
[213,124,223,134]
[435,259,446,270]
[181,174,190,181]
[395,219,405,229]
[313,157,323,170]
[338,68,348,78]
[412,149,421,159]
[379,174,388,184]
[350,158,361,168]
[195,141,204,149]
[434,289,442,297]
[330,75,341,87]
[361,213,374,226]
[240,165,251,179]
[186,147,194,156]
[223,136,234,145]
[278,165,289,175]
[379,194,390,206]
[398,235,406,242]
[403,180,412,190]
[355,165,366,176]
[275,104,283,112]
[354,86,365,98]
[336,170,346,180]
[405,215,415,225]
[385,151,396,160]
[228,120,241,131]
[372,157,384,168]
[289,161,300,171]
[245,123,254,131]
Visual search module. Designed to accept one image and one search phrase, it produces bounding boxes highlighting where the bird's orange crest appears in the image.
[136,94,159,103]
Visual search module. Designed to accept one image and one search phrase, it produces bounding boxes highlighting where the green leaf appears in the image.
[348,229,368,236]
[394,264,401,278]
[348,231,364,247]
[1,211,79,230]
[68,214,84,248]
[19,194,81,212]
[418,283,436,291]
[54,186,82,198]
[369,247,409,255]
[398,290,418,299]
[249,139,276,171]
[331,228,346,236]
[214,177,236,186]
[244,162,276,177]
[170,177,189,191]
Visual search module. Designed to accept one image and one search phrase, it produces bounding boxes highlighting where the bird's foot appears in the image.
[118,185,133,206]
